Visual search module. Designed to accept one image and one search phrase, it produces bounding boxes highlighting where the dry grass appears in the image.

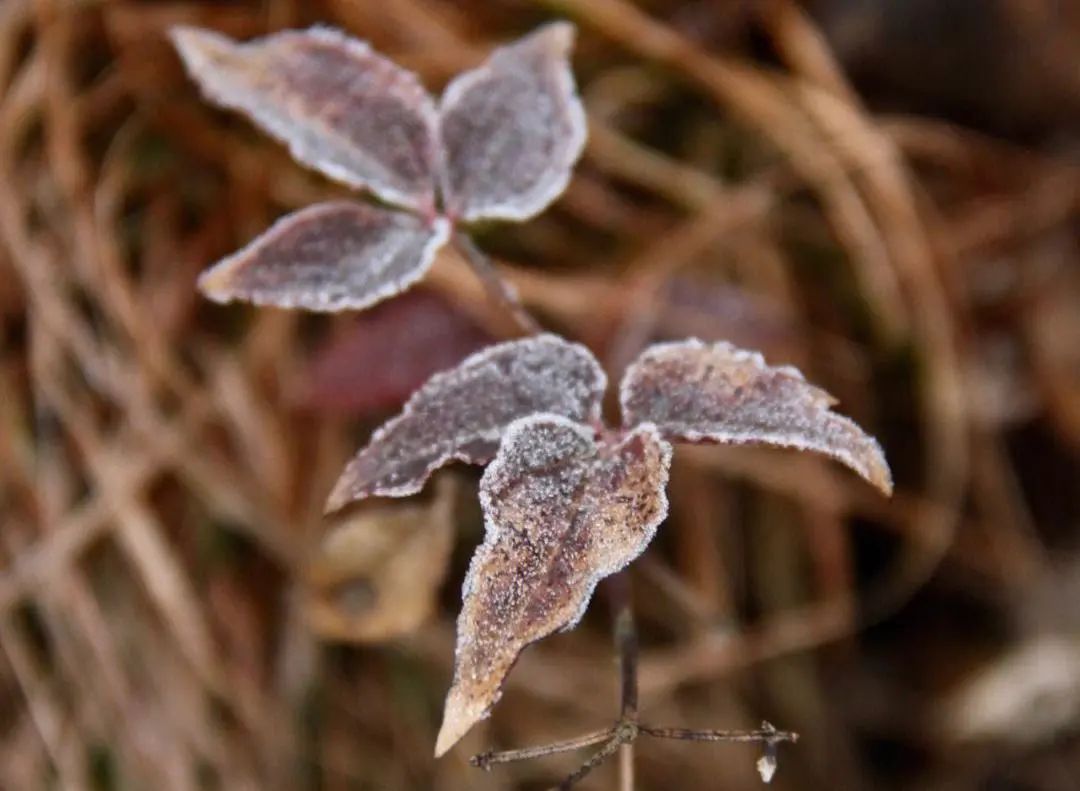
[2,0,1079,788]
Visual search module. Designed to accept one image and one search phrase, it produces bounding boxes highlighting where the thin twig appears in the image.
[452,231,543,335]
[640,723,799,744]
[471,728,615,770]
[610,573,637,791]
[612,576,638,722]
[557,733,627,790]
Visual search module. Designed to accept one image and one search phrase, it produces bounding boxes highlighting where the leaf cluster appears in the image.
[173,21,891,763]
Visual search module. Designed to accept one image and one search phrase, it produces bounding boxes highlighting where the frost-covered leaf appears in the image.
[306,477,456,643]
[435,415,672,756]
[325,335,607,511]
[438,22,587,223]
[197,202,449,312]
[620,339,893,494]
[171,26,440,210]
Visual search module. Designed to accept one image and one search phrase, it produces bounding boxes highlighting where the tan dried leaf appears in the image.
[620,339,892,495]
[306,478,456,643]
[435,415,672,755]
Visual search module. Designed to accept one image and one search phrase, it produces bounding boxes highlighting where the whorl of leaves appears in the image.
[324,335,607,511]
[435,415,672,756]
[174,23,586,315]
[619,339,893,495]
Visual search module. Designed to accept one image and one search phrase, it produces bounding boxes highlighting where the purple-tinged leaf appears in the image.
[197,202,449,312]
[325,335,607,511]
[435,415,672,756]
[292,290,492,415]
[438,22,587,223]
[620,339,893,495]
[171,26,440,211]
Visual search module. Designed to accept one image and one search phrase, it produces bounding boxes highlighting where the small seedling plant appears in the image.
[174,22,892,787]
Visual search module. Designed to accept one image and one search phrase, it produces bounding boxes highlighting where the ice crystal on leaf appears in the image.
[324,334,606,511]
[171,26,440,210]
[439,23,587,223]
[197,202,449,311]
[172,22,586,312]
[620,339,893,495]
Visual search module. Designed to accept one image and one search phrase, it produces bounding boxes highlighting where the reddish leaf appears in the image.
[325,335,607,510]
[435,415,672,755]
[620,339,893,494]
[292,290,492,415]
[171,26,440,211]
[197,202,449,312]
[438,22,587,223]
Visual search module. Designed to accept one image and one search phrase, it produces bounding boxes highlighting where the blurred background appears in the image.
[2,0,1080,788]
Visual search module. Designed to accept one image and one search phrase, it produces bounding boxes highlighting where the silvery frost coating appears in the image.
[170,26,440,211]
[197,203,449,311]
[439,23,587,222]
[172,23,586,312]
[435,415,672,757]
[619,339,893,495]
[324,335,607,512]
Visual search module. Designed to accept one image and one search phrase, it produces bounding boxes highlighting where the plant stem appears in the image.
[557,733,625,790]
[610,572,637,791]
[452,231,543,335]
[639,723,799,744]
[470,728,615,770]
[612,580,638,722]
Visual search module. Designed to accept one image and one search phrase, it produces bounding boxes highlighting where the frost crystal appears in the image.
[171,26,440,210]
[435,414,672,756]
[325,335,607,510]
[197,202,449,312]
[620,339,893,494]
[439,22,587,223]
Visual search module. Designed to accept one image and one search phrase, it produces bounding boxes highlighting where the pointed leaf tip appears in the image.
[436,415,672,753]
[325,335,607,510]
[434,693,487,757]
[621,339,893,495]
